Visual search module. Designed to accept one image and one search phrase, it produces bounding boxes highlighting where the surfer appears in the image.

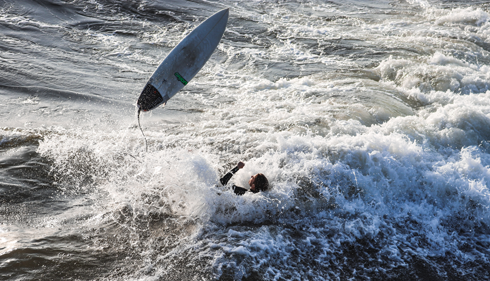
[220,162,269,195]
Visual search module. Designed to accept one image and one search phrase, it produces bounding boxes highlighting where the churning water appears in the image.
[1,0,490,280]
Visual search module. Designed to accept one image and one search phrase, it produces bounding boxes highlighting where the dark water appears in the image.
[1,0,490,280]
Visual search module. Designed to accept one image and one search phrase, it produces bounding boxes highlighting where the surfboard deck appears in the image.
[137,8,229,111]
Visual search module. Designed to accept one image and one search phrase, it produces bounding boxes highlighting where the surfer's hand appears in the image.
[237,162,245,169]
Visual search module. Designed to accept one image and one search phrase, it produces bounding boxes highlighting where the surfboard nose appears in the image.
[215,8,229,23]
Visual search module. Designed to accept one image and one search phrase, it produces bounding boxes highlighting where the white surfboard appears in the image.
[137,8,229,111]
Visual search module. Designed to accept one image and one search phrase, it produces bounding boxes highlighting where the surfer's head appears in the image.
[249,173,269,192]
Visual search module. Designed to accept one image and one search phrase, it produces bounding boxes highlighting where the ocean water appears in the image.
[1,0,490,280]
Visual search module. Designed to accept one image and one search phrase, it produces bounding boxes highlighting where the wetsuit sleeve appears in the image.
[232,185,248,196]
[220,166,240,186]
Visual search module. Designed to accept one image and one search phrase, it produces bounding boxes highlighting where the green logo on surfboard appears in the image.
[174,72,188,85]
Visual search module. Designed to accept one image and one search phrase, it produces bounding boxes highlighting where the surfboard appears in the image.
[137,8,229,111]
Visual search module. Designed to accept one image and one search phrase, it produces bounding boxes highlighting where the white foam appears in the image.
[376,52,490,105]
[435,7,489,27]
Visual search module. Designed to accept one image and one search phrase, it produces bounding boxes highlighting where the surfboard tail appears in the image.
[137,83,168,111]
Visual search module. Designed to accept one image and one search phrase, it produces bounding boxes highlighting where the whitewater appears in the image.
[1,0,490,280]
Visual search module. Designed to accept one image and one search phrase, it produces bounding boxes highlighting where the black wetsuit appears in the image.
[220,166,258,196]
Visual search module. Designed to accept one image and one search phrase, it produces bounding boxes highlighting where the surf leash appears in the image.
[137,107,148,152]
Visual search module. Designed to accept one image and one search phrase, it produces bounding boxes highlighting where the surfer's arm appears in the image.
[219,162,245,185]
[220,166,240,185]
[231,185,248,196]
